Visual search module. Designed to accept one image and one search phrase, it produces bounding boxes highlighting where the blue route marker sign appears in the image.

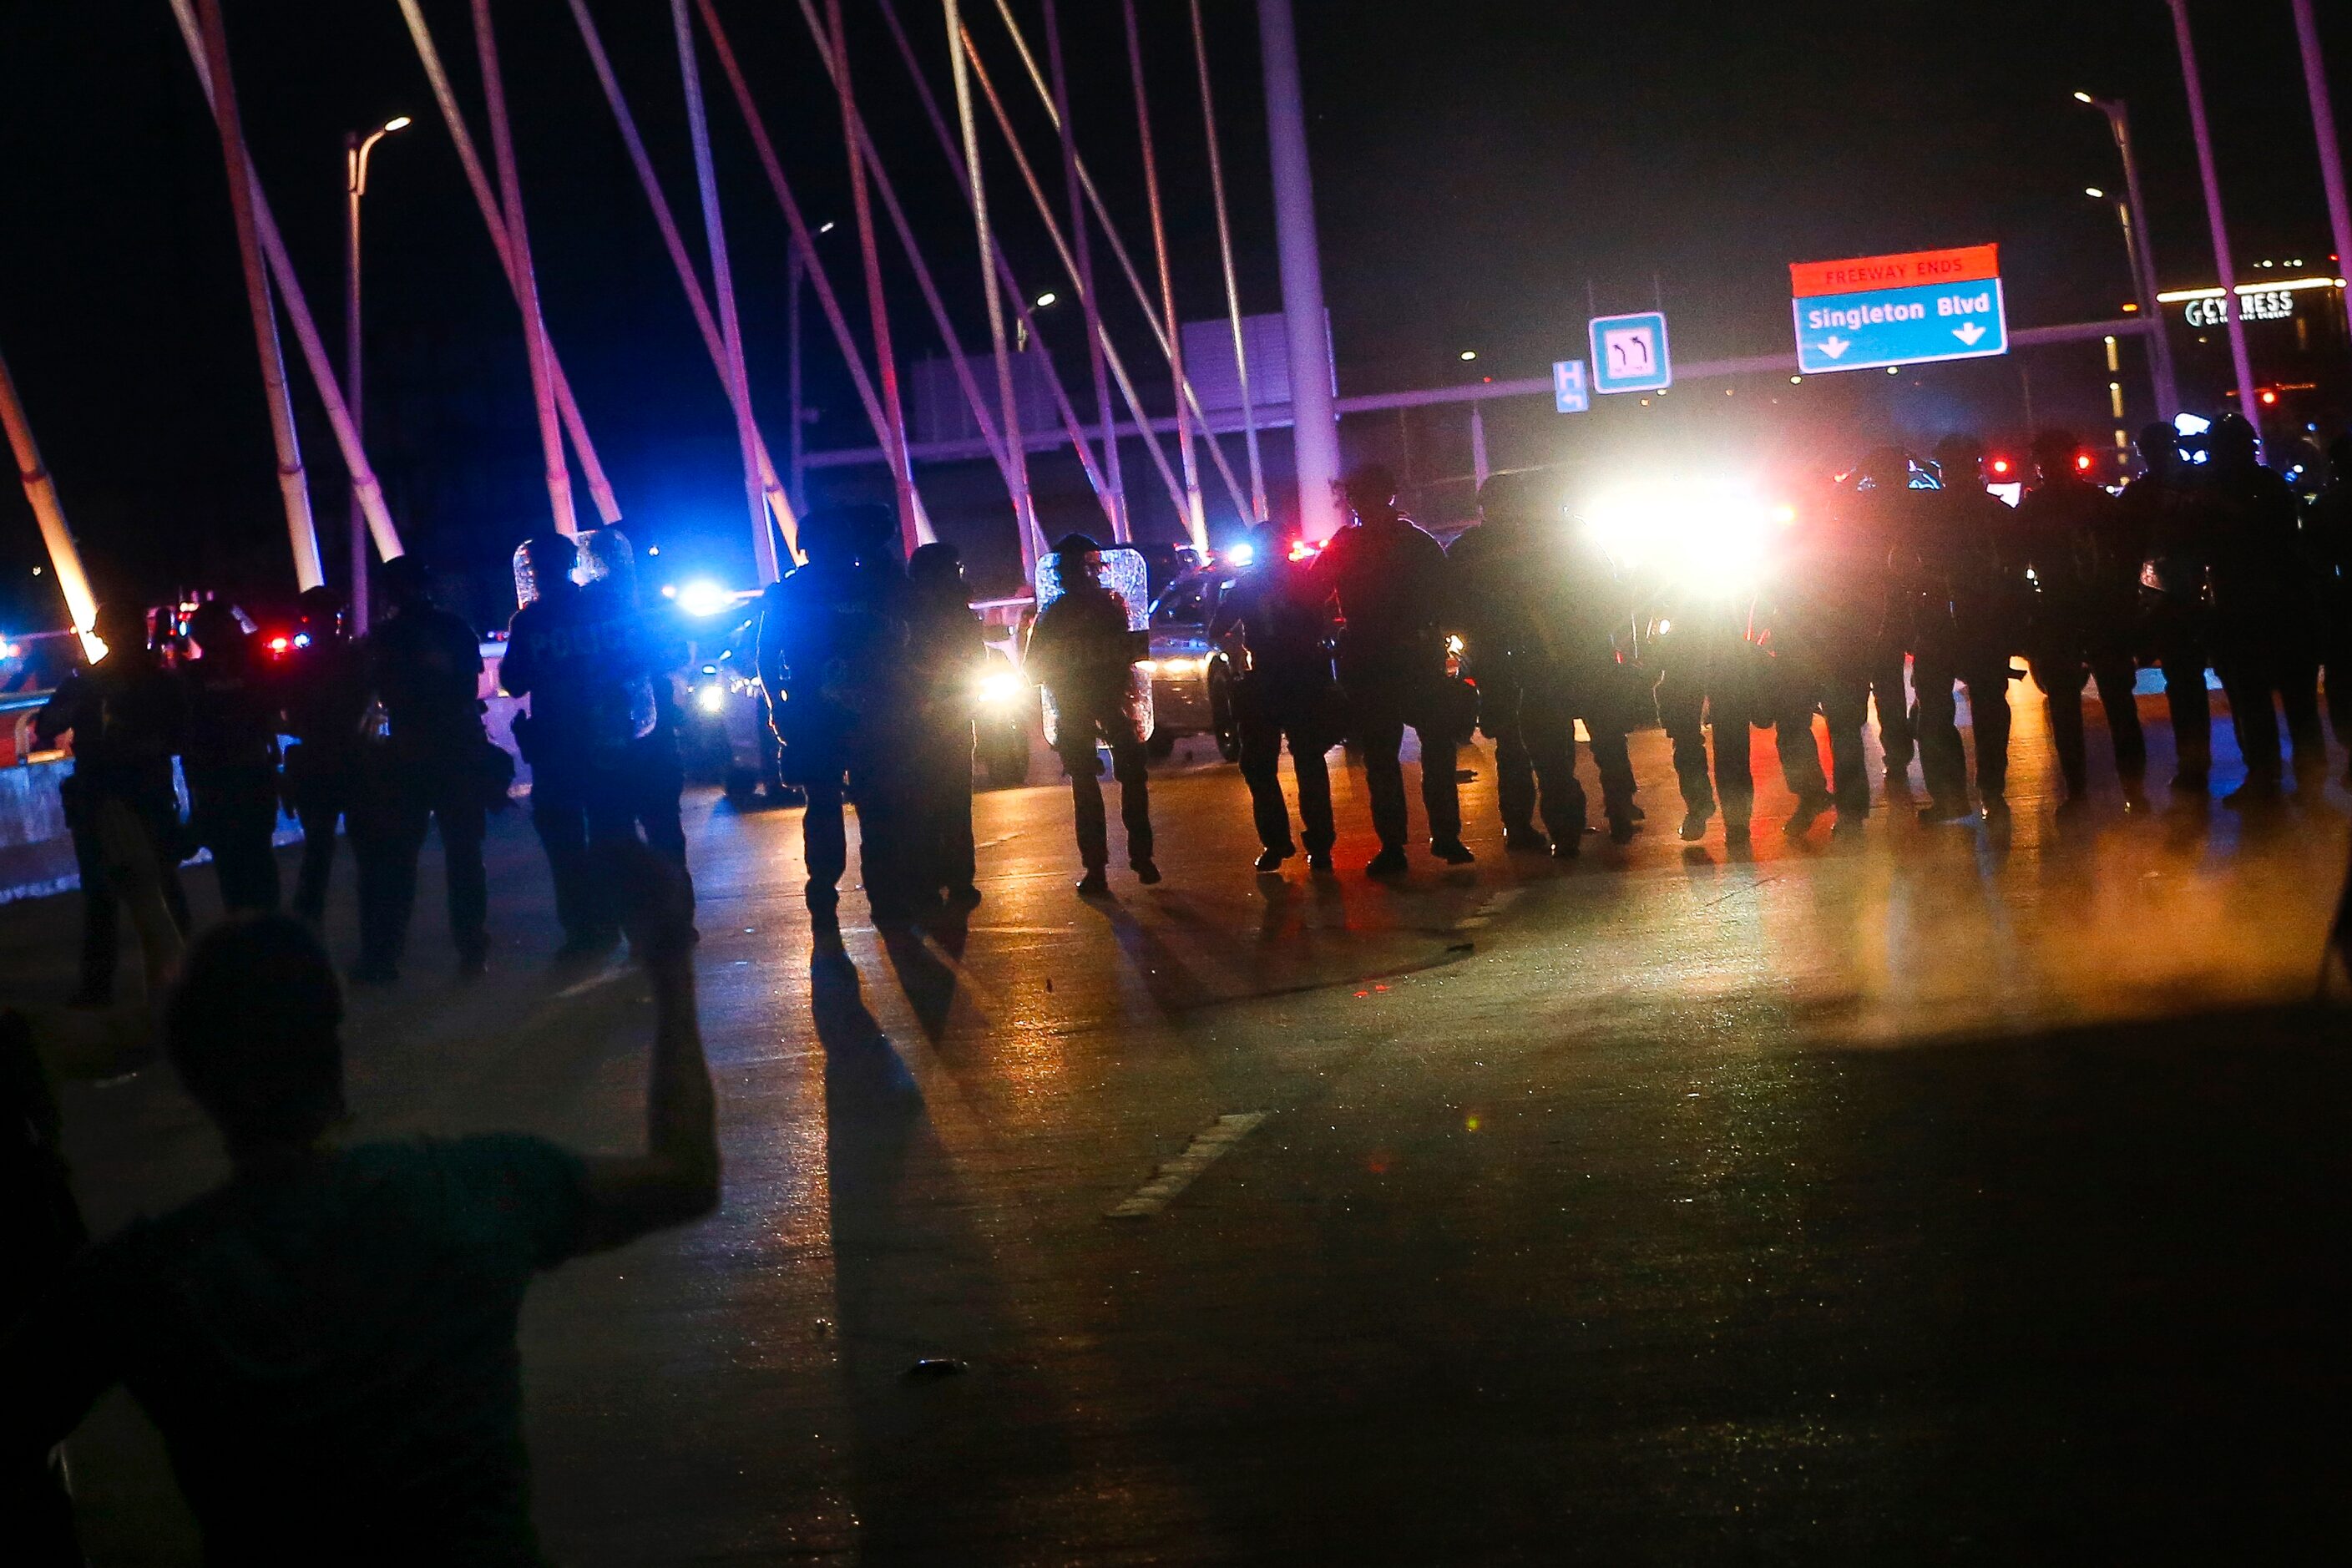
[1588,311,1671,395]
[1552,358,1589,413]
[1789,244,2009,375]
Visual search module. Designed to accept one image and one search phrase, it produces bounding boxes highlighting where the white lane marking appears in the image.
[1456,885,1524,932]
[1106,1111,1268,1219]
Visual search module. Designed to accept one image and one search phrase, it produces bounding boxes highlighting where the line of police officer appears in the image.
[38,554,512,1002]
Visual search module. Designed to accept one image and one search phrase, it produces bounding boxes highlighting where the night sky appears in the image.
[0,0,2345,629]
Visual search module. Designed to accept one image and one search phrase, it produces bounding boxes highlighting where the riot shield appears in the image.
[1032,545,1153,747]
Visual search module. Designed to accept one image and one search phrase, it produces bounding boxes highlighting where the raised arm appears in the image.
[574,847,720,1252]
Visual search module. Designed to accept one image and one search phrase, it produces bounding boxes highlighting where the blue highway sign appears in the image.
[1552,359,1589,413]
[1789,244,2008,375]
[1588,311,1671,394]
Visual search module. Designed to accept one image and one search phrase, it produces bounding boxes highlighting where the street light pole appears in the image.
[344,114,407,635]
[2162,0,2261,444]
[2077,94,2179,420]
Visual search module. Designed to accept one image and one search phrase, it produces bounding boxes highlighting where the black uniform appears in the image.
[354,598,490,976]
[33,643,190,1001]
[1026,574,1155,877]
[758,553,916,916]
[1450,515,1638,849]
[2202,451,2325,784]
[2306,451,2352,763]
[2118,458,2215,782]
[1313,513,1466,859]
[281,631,369,923]
[180,630,283,913]
[903,569,985,900]
[503,580,642,950]
[1904,478,2026,813]
[1778,488,1900,827]
[1212,538,1340,865]
[1653,593,1831,837]
[2016,473,2147,800]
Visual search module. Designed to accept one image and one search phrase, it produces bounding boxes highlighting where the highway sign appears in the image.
[1552,358,1590,413]
[1788,244,2008,375]
[1588,311,1671,394]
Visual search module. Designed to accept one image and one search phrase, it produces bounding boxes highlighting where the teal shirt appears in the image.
[6,1134,589,1565]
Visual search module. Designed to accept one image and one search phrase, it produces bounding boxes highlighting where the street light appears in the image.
[2074,91,2179,420]
[345,114,409,635]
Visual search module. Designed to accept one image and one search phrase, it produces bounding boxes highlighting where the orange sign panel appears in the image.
[1789,245,2000,299]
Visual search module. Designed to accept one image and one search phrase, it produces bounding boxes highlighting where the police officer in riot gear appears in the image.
[180,600,283,913]
[503,533,630,958]
[35,600,190,1004]
[2120,422,2217,791]
[1315,465,1471,875]
[904,541,985,905]
[1783,448,1911,837]
[2016,429,2147,812]
[281,585,368,924]
[1211,518,1339,873]
[1452,471,1639,855]
[758,503,917,922]
[580,526,687,870]
[352,554,491,982]
[1025,533,1157,897]
[2198,412,2327,798]
[2305,433,2352,776]
[1909,434,2025,822]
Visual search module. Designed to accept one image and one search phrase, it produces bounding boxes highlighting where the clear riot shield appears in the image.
[1032,545,1154,747]
[512,535,581,609]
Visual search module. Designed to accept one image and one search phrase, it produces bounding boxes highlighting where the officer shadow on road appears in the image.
[808,939,1078,1560]
[877,919,965,1044]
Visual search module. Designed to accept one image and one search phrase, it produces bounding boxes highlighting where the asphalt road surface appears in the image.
[18,684,2350,1563]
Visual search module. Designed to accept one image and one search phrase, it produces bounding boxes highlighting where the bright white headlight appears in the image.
[695,683,726,714]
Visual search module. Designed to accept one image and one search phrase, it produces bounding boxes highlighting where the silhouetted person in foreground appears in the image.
[2,846,716,1564]
[3,802,183,1565]
[34,600,191,1006]
[180,600,283,913]
[1026,534,1157,897]
[352,555,492,983]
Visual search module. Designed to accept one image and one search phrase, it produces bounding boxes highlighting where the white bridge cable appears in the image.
[672,0,781,584]
[1191,0,1266,524]
[939,0,1042,579]
[0,348,103,657]
[471,0,580,537]
[172,0,403,577]
[692,0,935,546]
[782,0,1033,542]
[1123,0,1204,552]
[1042,0,1128,540]
[564,0,797,564]
[987,0,1251,523]
[392,0,621,529]
[911,8,1189,520]
[865,0,1124,533]
[824,0,925,554]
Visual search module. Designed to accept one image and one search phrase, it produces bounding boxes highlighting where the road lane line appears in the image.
[1106,1111,1269,1219]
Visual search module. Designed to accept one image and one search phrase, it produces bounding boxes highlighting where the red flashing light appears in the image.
[266,635,291,654]
[2259,389,2279,406]
[1990,458,2012,476]
[1287,539,1321,562]
[2074,453,2094,472]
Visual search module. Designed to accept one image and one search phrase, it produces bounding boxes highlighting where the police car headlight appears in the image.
[975,669,1022,706]
[695,683,727,715]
